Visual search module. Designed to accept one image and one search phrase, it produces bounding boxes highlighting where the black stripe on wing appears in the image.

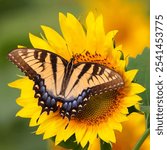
[50,53,57,95]
[68,63,92,94]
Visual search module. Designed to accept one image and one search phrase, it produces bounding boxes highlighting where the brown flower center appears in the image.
[75,91,120,125]
[73,51,114,68]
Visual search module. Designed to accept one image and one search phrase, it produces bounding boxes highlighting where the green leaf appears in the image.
[127,47,150,128]
[57,134,89,150]
[140,105,150,114]
[100,140,112,150]
[58,135,78,149]
[127,47,150,106]
[128,105,142,114]
[73,144,89,150]
[127,50,150,150]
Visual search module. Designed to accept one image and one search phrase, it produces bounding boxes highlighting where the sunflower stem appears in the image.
[133,128,150,150]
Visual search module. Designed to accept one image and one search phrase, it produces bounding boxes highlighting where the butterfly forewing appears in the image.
[8,48,68,98]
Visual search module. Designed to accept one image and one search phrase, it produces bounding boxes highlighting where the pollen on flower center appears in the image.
[73,51,111,67]
[75,90,121,125]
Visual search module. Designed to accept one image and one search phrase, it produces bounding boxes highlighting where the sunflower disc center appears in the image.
[75,91,120,125]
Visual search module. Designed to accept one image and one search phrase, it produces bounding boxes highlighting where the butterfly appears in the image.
[8,48,124,120]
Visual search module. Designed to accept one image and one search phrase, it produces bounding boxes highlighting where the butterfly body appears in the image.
[8,48,124,120]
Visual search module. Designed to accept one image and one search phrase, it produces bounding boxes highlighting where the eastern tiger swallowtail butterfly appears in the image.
[8,48,124,120]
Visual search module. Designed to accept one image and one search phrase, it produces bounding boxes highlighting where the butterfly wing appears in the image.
[8,48,68,112]
[59,62,124,118]
[64,62,124,100]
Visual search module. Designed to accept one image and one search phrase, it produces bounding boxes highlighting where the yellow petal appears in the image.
[75,124,87,144]
[88,138,100,150]
[29,108,41,126]
[16,105,40,118]
[95,14,105,52]
[63,122,76,141]
[116,60,126,73]
[126,83,146,95]
[29,33,54,52]
[98,124,116,143]
[86,12,95,27]
[36,115,57,135]
[20,89,34,99]
[55,120,69,145]
[119,107,129,114]
[80,126,96,148]
[104,30,118,56]
[41,25,70,60]
[121,95,142,107]
[67,13,86,42]
[12,78,34,98]
[112,113,128,123]
[88,126,98,145]
[67,13,86,53]
[8,77,29,89]
[108,119,122,132]
[45,118,68,141]
[86,12,96,53]
[105,30,118,46]
[16,97,37,107]
[43,120,58,139]
[86,12,106,53]
[59,12,86,54]
[124,69,138,84]
[38,111,56,124]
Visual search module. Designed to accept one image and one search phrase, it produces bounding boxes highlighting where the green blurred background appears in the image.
[0,0,149,150]
[0,1,83,149]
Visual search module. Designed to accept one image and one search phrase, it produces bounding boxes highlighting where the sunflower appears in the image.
[9,12,145,149]
[49,113,150,150]
[80,0,150,57]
